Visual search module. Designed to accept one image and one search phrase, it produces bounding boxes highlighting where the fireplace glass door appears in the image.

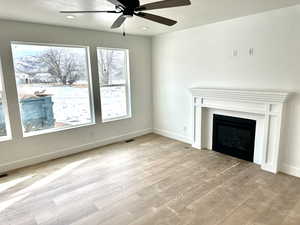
[212,114,256,162]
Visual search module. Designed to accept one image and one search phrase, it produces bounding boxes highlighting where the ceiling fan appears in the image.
[60,0,191,29]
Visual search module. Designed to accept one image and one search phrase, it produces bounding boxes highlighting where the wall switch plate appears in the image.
[249,48,254,56]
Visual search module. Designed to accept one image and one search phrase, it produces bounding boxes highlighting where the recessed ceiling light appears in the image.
[66,15,76,20]
[141,26,149,31]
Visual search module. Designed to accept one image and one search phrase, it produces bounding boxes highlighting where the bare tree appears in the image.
[98,50,115,85]
[98,50,125,85]
[40,49,82,85]
[16,48,85,85]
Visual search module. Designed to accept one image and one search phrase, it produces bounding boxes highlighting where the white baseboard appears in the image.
[153,128,192,144]
[280,163,300,178]
[0,128,153,174]
[3,127,298,178]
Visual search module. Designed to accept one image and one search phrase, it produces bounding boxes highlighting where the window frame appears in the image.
[0,58,12,142]
[97,47,132,123]
[11,41,96,137]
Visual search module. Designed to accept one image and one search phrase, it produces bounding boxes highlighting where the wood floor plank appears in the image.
[0,134,299,225]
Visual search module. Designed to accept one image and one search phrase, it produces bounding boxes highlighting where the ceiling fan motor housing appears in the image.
[120,0,140,9]
[122,0,140,17]
[123,8,134,17]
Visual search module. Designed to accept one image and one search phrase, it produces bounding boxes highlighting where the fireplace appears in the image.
[190,88,289,173]
[212,114,256,162]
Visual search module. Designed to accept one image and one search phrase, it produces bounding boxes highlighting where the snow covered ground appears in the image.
[19,85,92,127]
[100,86,127,120]
[17,84,127,130]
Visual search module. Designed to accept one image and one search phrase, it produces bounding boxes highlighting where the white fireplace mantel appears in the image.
[190,88,290,174]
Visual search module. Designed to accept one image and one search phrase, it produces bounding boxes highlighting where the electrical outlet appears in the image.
[233,49,238,57]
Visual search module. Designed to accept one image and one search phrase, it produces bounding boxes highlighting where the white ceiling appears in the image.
[0,0,300,36]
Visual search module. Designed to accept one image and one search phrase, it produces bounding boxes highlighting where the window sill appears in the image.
[0,136,12,143]
[23,122,96,138]
[102,115,132,123]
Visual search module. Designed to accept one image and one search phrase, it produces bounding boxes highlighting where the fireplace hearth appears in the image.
[212,114,256,162]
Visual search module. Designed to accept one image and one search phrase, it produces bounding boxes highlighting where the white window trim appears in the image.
[97,47,132,123]
[11,41,96,137]
[0,58,12,142]
[22,122,96,138]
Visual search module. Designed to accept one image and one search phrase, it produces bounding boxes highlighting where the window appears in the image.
[97,48,131,122]
[11,42,95,136]
[0,59,11,141]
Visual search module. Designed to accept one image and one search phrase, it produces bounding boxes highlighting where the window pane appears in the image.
[11,43,94,134]
[0,63,8,138]
[97,48,131,122]
[100,86,127,120]
[98,49,126,85]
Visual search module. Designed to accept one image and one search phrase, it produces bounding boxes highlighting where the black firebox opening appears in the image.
[212,114,256,162]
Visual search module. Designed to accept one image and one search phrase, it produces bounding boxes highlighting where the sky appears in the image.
[11,44,87,58]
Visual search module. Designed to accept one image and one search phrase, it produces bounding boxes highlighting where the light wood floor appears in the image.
[0,134,300,225]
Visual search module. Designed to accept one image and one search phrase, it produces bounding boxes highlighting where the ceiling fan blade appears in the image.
[136,0,191,11]
[106,0,125,7]
[135,12,177,26]
[60,10,119,14]
[111,15,126,29]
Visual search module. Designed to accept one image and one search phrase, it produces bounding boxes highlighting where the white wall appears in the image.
[152,5,300,177]
[0,20,152,172]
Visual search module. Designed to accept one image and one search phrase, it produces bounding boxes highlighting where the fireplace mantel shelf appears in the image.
[190,88,290,104]
[190,87,290,174]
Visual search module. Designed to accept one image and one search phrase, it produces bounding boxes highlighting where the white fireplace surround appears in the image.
[190,88,290,174]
